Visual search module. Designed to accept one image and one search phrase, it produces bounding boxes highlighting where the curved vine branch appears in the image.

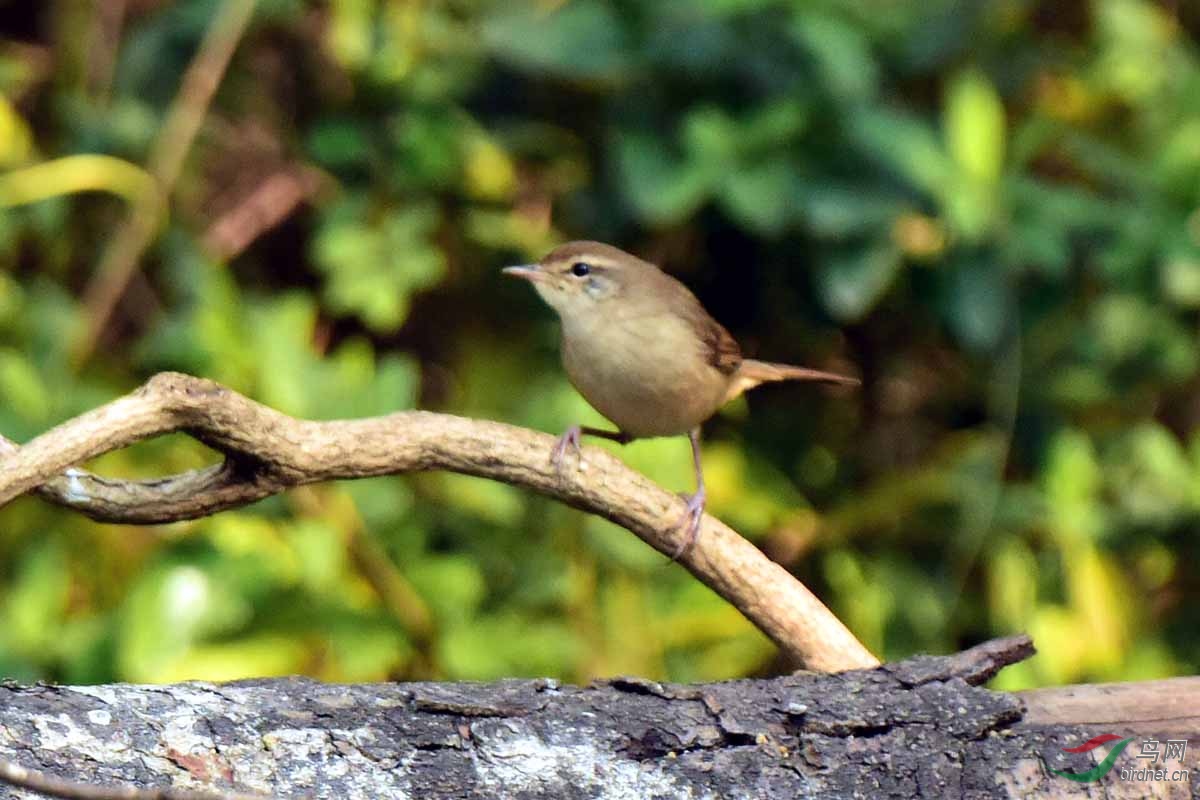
[0,372,878,672]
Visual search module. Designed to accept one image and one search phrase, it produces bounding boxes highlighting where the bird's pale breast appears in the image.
[560,308,730,438]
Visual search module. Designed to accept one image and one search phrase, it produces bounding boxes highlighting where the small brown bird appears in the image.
[504,241,857,557]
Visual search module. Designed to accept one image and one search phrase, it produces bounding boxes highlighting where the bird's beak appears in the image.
[502,264,547,283]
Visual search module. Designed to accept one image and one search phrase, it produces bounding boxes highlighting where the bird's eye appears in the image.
[570,262,591,277]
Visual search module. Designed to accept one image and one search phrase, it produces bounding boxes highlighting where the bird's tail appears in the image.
[724,359,859,404]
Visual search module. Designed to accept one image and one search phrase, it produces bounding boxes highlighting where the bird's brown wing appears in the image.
[697,315,742,375]
[637,263,742,375]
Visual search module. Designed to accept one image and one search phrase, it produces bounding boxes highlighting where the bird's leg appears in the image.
[551,425,582,471]
[551,425,633,473]
[670,427,706,560]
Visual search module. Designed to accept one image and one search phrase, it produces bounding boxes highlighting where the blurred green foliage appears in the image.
[1,0,1199,688]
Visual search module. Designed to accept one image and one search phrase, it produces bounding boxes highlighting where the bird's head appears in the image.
[503,241,648,318]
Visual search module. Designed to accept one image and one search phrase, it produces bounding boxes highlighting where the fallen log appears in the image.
[0,636,1195,799]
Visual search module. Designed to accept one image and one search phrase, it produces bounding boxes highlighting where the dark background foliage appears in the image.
[1,0,1199,689]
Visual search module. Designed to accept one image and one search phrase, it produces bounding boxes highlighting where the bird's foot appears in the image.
[669,487,706,561]
[551,425,583,475]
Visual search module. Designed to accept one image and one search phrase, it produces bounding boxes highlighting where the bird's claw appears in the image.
[669,487,706,561]
[551,425,583,474]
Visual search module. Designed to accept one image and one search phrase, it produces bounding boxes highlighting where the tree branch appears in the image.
[0,372,878,672]
[0,757,270,800]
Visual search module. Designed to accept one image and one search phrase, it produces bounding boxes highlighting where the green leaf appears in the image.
[308,117,373,170]
[848,107,954,198]
[987,539,1037,630]
[248,293,321,415]
[720,161,797,235]
[388,110,463,188]
[0,349,48,426]
[945,256,1009,352]
[439,613,581,679]
[1107,423,1194,523]
[408,555,487,625]
[815,240,903,321]
[796,182,904,238]
[313,200,446,332]
[117,562,253,682]
[1160,249,1200,308]
[325,0,375,70]
[1042,429,1102,542]
[616,132,713,223]
[324,623,411,681]
[736,101,809,153]
[483,0,629,80]
[788,11,878,100]
[681,106,740,165]
[287,520,348,593]
[943,68,1006,184]
[3,542,69,657]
